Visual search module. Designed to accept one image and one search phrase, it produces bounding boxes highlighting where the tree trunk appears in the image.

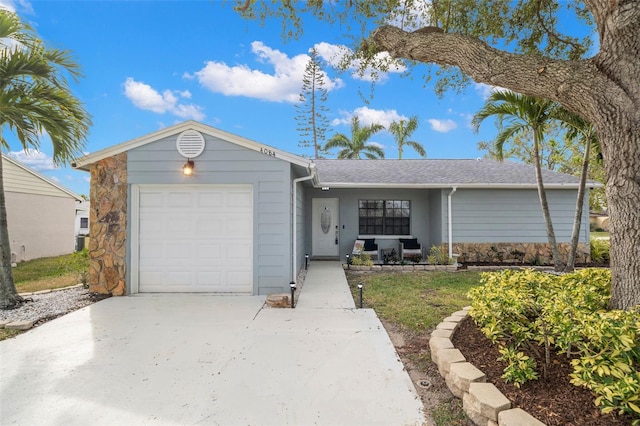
[0,155,23,309]
[533,131,563,271]
[600,118,640,310]
[565,140,591,272]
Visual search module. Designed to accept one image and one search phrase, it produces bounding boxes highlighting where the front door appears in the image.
[312,198,339,257]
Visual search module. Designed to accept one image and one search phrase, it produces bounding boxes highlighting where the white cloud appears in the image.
[191,41,343,103]
[314,41,405,83]
[428,118,457,133]
[0,0,16,12]
[123,78,205,120]
[385,0,433,31]
[332,106,408,128]
[8,149,56,171]
[474,83,509,99]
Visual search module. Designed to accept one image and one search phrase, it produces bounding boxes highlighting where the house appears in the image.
[74,199,91,251]
[75,200,90,237]
[73,121,593,296]
[2,154,82,263]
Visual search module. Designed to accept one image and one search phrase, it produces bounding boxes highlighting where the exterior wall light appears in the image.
[183,159,195,176]
[321,187,330,191]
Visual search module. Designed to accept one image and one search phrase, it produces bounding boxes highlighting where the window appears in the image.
[358,200,410,235]
[80,217,88,229]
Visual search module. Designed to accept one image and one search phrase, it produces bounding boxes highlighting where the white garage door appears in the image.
[137,185,253,293]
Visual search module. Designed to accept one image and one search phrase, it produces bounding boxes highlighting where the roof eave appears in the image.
[2,154,84,200]
[72,120,312,171]
[314,182,592,189]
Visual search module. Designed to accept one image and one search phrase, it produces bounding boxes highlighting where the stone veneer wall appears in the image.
[444,242,590,265]
[88,153,127,295]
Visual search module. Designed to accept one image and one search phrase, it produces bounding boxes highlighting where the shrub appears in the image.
[427,245,453,265]
[468,269,640,421]
[351,252,374,266]
[59,249,90,288]
[590,237,610,264]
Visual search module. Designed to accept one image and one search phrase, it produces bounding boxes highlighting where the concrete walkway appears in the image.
[0,261,425,426]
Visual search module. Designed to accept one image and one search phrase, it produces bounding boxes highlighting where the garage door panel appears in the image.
[228,192,252,208]
[140,192,164,207]
[138,185,253,293]
[166,220,192,234]
[226,271,252,288]
[197,192,224,208]
[196,271,222,286]
[167,192,192,207]
[197,243,222,259]
[196,217,223,233]
[166,244,192,259]
[140,218,164,234]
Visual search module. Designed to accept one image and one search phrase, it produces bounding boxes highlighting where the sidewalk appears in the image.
[295,260,356,309]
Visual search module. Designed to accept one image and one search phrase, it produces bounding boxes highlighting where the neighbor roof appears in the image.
[312,159,599,189]
[2,154,83,200]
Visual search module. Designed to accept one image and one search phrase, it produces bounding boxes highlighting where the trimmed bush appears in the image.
[468,269,639,421]
[590,237,610,264]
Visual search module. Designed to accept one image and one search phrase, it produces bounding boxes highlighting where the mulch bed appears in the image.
[452,316,633,425]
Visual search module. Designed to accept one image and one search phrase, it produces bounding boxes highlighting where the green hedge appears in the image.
[468,269,639,422]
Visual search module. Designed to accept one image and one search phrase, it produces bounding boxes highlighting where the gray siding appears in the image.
[305,188,432,259]
[428,190,443,248]
[127,133,292,295]
[442,188,590,243]
[294,178,306,280]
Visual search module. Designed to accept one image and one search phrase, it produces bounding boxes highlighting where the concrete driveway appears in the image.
[0,262,425,425]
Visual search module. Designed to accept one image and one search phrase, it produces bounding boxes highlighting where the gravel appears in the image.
[0,286,102,324]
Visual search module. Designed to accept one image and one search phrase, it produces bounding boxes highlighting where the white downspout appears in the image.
[292,164,316,282]
[448,187,457,259]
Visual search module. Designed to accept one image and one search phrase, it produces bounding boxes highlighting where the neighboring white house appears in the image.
[2,154,82,263]
[75,199,90,236]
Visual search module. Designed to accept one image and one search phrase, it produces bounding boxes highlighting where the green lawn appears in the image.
[11,251,88,293]
[590,231,610,239]
[2,252,88,340]
[346,271,482,333]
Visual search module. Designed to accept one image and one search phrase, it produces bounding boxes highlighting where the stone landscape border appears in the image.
[431,308,547,426]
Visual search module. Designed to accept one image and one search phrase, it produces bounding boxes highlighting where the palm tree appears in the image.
[554,109,601,272]
[472,91,564,271]
[325,116,385,159]
[388,116,426,159]
[0,10,92,309]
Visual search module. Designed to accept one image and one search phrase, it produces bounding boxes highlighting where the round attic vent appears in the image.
[176,130,205,158]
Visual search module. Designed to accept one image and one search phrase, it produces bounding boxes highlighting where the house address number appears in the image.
[260,147,276,157]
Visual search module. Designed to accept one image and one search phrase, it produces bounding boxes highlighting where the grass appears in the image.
[590,231,610,239]
[346,271,481,333]
[1,252,89,341]
[11,251,89,294]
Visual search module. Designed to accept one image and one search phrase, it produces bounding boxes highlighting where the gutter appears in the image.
[448,187,457,259]
[292,163,317,283]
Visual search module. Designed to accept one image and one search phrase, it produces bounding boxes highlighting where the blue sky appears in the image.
[2,1,531,196]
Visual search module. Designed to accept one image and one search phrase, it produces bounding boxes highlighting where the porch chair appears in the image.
[352,238,379,261]
[399,238,422,261]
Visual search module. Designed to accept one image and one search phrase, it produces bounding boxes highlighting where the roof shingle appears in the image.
[313,159,586,188]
